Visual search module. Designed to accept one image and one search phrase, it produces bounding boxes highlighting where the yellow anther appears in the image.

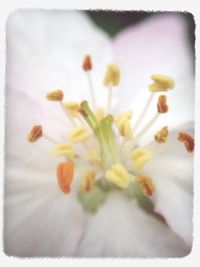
[157,95,168,113]
[46,90,64,101]
[81,170,96,192]
[69,125,90,144]
[27,125,43,143]
[154,126,169,143]
[117,118,133,140]
[82,54,92,71]
[131,148,153,169]
[116,116,128,135]
[96,107,105,122]
[63,102,80,117]
[136,175,155,196]
[115,113,133,141]
[103,63,120,87]
[115,110,133,123]
[87,150,102,165]
[106,163,130,189]
[148,74,175,92]
[51,143,75,158]
[124,120,133,141]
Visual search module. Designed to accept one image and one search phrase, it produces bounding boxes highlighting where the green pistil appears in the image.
[79,101,120,169]
[80,101,98,129]
[100,116,119,163]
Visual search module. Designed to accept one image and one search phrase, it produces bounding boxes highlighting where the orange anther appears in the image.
[154,126,168,143]
[136,175,155,196]
[82,54,92,71]
[27,125,43,142]
[178,132,194,153]
[57,161,74,193]
[157,95,168,113]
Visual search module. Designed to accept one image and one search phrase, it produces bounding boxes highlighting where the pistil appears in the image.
[80,101,120,169]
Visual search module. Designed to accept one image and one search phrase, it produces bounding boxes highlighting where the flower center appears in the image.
[27,54,194,213]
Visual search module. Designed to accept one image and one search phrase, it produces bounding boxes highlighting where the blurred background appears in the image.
[85,11,195,70]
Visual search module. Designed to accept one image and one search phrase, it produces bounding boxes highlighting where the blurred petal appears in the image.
[4,166,85,256]
[76,192,189,257]
[144,124,193,245]
[5,89,86,257]
[113,14,194,141]
[6,10,112,125]
[5,10,113,257]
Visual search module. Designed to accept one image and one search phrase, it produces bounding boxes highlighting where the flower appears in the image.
[4,10,194,257]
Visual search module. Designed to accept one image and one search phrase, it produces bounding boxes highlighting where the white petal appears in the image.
[144,126,193,245]
[112,14,194,140]
[76,192,189,257]
[5,90,86,255]
[6,10,112,120]
[5,10,113,256]
[4,173,85,257]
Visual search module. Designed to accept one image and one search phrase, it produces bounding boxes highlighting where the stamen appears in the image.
[82,54,92,71]
[124,120,133,141]
[148,74,175,92]
[81,170,96,192]
[82,54,97,110]
[115,111,133,141]
[103,63,120,114]
[59,102,77,127]
[105,163,130,189]
[133,92,154,131]
[178,132,194,153]
[103,63,120,87]
[63,102,80,118]
[107,84,113,114]
[87,150,102,166]
[69,125,90,144]
[136,175,155,196]
[96,106,105,122]
[131,113,160,147]
[57,161,74,193]
[154,126,169,143]
[130,95,168,147]
[43,134,58,145]
[51,143,75,158]
[115,110,133,122]
[157,95,168,113]
[46,90,64,101]
[131,148,153,169]
[27,125,43,142]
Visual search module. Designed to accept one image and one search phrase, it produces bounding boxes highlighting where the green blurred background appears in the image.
[85,11,195,61]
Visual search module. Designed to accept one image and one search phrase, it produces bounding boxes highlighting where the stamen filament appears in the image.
[43,134,58,145]
[59,102,77,127]
[133,92,154,131]
[132,113,160,148]
[87,72,97,110]
[107,85,113,114]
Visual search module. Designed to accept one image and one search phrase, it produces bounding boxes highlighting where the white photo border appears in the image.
[0,1,199,266]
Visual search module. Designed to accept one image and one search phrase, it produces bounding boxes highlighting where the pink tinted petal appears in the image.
[6,10,112,112]
[112,14,194,131]
[144,125,193,245]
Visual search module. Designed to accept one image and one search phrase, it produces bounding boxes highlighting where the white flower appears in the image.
[5,10,194,257]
